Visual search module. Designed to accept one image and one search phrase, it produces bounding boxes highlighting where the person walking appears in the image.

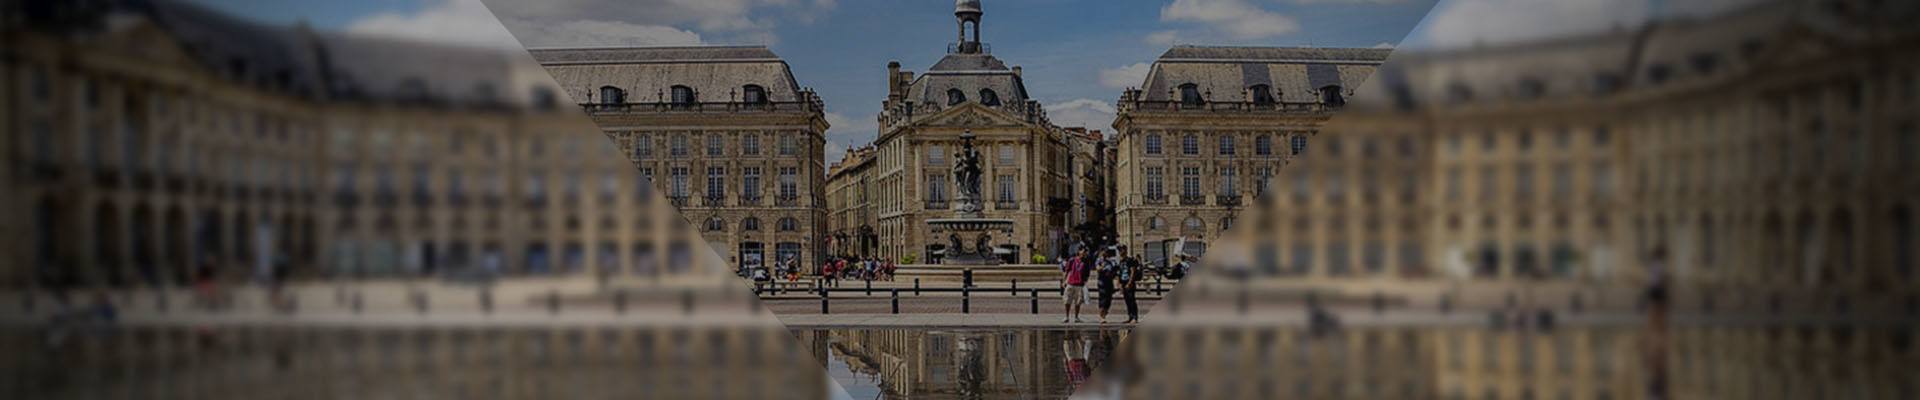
[1119,247,1141,324]
[1060,248,1092,323]
[1095,248,1118,324]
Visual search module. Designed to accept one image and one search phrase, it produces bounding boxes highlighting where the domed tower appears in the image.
[955,0,984,53]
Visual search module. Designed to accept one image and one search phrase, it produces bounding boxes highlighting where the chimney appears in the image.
[1012,65,1022,77]
[887,60,902,102]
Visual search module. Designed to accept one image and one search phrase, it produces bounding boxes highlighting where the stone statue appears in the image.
[952,131,984,202]
[949,233,965,256]
[975,234,992,258]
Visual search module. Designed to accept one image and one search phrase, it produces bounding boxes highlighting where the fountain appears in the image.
[927,130,1016,265]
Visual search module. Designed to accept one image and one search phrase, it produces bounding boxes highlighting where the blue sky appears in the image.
[189,0,1765,161]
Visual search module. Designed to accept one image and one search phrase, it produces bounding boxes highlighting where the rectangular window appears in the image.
[670,135,688,157]
[1219,167,1238,196]
[928,145,945,165]
[998,145,1015,165]
[705,167,725,199]
[634,134,653,157]
[742,134,760,155]
[778,167,798,198]
[1480,167,1498,200]
[1181,166,1201,198]
[997,175,1015,202]
[1145,135,1163,155]
[926,174,947,201]
[670,167,688,198]
[1592,163,1614,197]
[1255,167,1274,196]
[778,135,798,156]
[1145,167,1165,199]
[1181,135,1199,155]
[1445,167,1462,201]
[1218,136,1236,156]
[1289,135,1308,155]
[1255,135,1274,156]
[1325,170,1344,200]
[1552,163,1572,199]
[706,134,724,156]
[1363,241,1386,274]
[1290,243,1313,275]
[524,169,545,202]
[1327,242,1350,276]
[742,167,762,199]
[1515,164,1534,200]
[1399,242,1424,276]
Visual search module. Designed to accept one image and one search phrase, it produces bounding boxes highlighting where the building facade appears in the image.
[1112,46,1392,266]
[2,0,722,289]
[825,1,1074,263]
[530,46,832,273]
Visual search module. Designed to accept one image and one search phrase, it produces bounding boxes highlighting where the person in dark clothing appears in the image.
[1119,247,1140,323]
[1095,248,1117,324]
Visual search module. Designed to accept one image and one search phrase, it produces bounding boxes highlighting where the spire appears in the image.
[955,0,983,53]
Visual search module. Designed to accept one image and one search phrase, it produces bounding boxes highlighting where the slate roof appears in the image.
[530,46,807,104]
[1139,46,1391,103]
[901,53,1030,107]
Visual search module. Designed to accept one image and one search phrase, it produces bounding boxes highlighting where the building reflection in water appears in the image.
[3,324,832,399]
[798,329,1129,400]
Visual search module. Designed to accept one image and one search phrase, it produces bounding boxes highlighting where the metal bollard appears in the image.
[914,279,921,296]
[412,290,429,314]
[891,289,900,314]
[1372,291,1386,315]
[1011,279,1018,296]
[1030,288,1040,314]
[480,288,494,314]
[351,291,364,314]
[865,279,872,296]
[1237,284,1249,315]
[548,290,562,315]
[962,286,971,314]
[820,289,830,314]
[963,269,973,288]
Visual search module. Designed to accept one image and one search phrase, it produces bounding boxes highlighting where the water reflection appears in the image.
[800,329,1128,399]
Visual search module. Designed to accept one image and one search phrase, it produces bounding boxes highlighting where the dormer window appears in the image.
[742,85,767,104]
[1319,85,1345,107]
[599,86,626,105]
[670,85,696,105]
[979,89,1000,106]
[947,88,967,106]
[1178,83,1203,107]
[1249,84,1274,105]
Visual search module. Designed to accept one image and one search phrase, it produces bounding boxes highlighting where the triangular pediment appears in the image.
[907,102,1036,129]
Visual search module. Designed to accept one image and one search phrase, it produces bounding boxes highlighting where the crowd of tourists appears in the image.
[1056,243,1191,324]
[818,256,896,287]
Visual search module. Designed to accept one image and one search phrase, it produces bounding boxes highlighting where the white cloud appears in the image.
[478,0,835,46]
[1045,99,1118,132]
[347,0,525,49]
[1145,30,1183,46]
[1372,42,1397,49]
[516,20,704,47]
[1413,0,1651,49]
[1098,63,1151,90]
[822,111,878,164]
[1159,0,1300,40]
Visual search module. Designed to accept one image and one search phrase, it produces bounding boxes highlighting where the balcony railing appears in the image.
[1180,195,1206,206]
[776,195,801,207]
[1216,194,1242,206]
[1142,193,1168,205]
[702,196,727,207]
[924,200,948,210]
[739,195,762,207]
[668,196,689,207]
[1117,89,1338,114]
[994,200,1018,210]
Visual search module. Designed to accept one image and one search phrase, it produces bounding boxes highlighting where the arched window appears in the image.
[947,88,967,106]
[1320,85,1345,107]
[598,86,625,105]
[742,85,767,104]
[704,217,725,232]
[777,217,799,232]
[1148,217,1165,231]
[1178,83,1203,107]
[1183,217,1205,234]
[979,89,1000,106]
[671,85,696,105]
[742,217,761,231]
[1249,84,1274,105]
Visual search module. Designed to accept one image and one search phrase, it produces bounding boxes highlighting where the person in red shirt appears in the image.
[1061,248,1092,323]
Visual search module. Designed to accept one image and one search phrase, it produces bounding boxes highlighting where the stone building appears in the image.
[530,46,832,273]
[1112,46,1392,266]
[1,0,722,289]
[1217,0,1920,310]
[825,145,878,257]
[825,0,1074,263]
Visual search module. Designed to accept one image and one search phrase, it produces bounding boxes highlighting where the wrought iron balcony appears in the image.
[995,200,1018,210]
[776,195,801,207]
[668,196,689,207]
[1216,194,1242,206]
[1180,195,1206,206]
[1142,193,1168,205]
[924,200,949,210]
[702,195,727,207]
[739,195,762,206]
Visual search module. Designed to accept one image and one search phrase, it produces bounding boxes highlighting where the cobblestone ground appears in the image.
[760,297,1160,315]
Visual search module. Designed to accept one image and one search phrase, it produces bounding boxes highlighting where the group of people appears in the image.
[820,256,896,287]
[1058,245,1147,324]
